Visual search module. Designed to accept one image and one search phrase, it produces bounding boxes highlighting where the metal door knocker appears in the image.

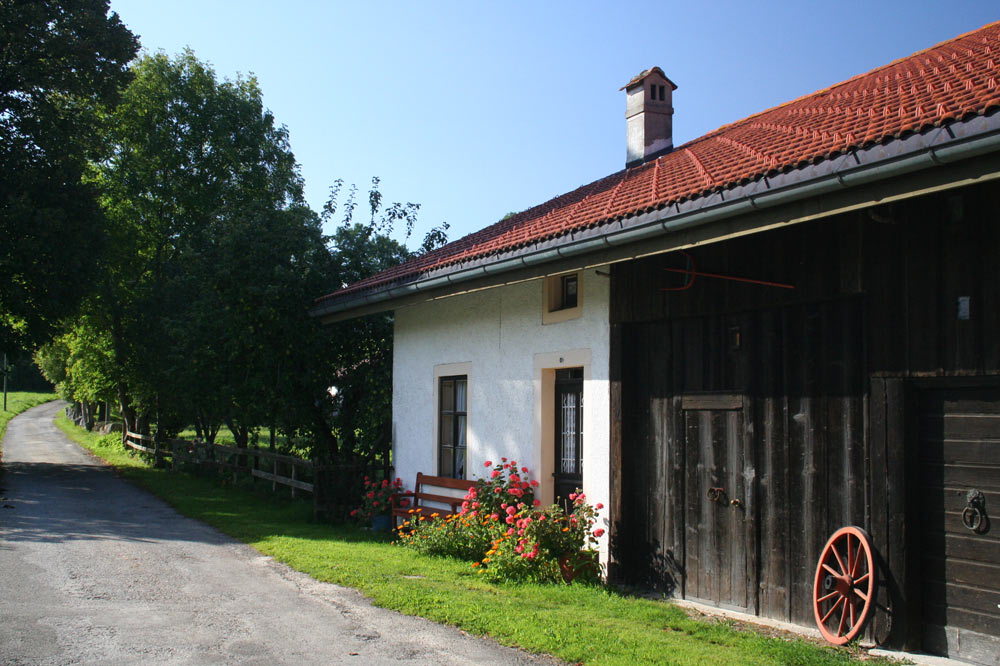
[962,489,988,534]
[707,487,725,503]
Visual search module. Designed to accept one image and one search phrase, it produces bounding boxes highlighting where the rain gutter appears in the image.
[311,113,1000,321]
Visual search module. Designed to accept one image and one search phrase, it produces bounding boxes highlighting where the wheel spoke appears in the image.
[821,596,844,624]
[822,563,841,578]
[831,541,847,576]
[850,545,864,579]
[837,601,848,637]
[854,571,871,587]
[853,587,869,602]
[849,595,856,628]
[846,534,854,581]
[817,590,839,604]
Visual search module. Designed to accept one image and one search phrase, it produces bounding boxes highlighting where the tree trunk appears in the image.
[311,403,338,462]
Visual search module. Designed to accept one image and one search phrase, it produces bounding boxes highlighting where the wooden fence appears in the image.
[125,431,313,496]
[124,431,392,519]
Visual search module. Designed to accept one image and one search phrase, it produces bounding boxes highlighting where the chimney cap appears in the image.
[620,67,678,92]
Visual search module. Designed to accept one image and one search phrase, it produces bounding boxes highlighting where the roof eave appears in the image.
[310,112,1000,323]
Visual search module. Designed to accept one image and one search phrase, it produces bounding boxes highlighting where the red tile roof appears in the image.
[319,21,1000,304]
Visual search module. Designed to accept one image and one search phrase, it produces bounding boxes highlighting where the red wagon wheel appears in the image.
[812,526,876,645]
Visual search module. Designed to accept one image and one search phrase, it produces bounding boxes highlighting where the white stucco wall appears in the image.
[391,268,611,554]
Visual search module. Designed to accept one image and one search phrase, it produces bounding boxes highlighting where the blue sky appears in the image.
[108,1,998,248]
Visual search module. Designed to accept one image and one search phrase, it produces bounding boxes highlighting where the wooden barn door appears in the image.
[916,384,1000,664]
[680,393,755,611]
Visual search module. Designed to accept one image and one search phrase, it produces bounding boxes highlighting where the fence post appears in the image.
[291,464,297,499]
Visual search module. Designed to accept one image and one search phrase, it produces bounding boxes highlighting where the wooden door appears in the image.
[916,384,1000,664]
[681,393,754,611]
[554,368,584,512]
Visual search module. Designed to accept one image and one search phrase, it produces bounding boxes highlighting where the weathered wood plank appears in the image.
[250,468,314,492]
[680,394,742,411]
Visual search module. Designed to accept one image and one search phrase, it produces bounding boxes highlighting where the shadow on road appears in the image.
[0,460,232,548]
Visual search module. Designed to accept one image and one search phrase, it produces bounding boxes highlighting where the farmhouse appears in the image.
[313,22,1000,663]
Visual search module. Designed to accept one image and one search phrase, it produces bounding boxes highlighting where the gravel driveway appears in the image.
[0,401,559,665]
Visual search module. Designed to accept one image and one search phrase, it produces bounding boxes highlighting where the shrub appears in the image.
[350,476,403,523]
[395,458,604,586]
[476,491,603,585]
[472,458,539,517]
[395,510,491,561]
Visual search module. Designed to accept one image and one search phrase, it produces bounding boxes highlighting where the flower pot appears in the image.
[371,514,392,532]
[558,550,599,583]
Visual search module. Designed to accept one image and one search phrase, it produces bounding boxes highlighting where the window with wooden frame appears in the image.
[438,375,467,479]
[543,271,583,324]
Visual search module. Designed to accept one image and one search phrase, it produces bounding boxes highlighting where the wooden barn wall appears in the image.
[608,180,1000,643]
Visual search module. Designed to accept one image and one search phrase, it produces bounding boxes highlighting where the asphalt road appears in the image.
[0,402,559,665]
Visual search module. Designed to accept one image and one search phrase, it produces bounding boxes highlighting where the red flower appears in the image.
[521,466,529,473]
[533,499,541,507]
[484,460,493,467]
[367,491,375,499]
[593,528,605,538]
[530,480,539,487]
[596,502,604,510]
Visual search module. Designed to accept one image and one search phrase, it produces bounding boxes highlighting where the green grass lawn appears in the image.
[1,392,58,459]
[55,414,899,666]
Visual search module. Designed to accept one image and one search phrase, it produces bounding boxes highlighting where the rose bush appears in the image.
[350,476,404,524]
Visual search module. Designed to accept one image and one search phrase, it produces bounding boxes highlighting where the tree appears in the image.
[88,50,306,436]
[0,0,138,353]
[313,179,449,462]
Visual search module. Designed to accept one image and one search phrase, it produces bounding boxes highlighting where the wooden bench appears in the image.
[391,472,473,528]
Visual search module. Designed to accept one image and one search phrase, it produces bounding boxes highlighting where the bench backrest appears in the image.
[415,472,475,493]
[410,473,474,513]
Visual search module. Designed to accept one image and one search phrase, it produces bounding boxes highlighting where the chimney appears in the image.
[621,67,677,168]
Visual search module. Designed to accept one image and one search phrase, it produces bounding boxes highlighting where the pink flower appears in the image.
[596,503,604,510]
[569,493,577,501]
[373,501,379,507]
[367,491,375,499]
[491,470,501,479]
[506,516,515,525]
[501,457,508,462]
[505,506,516,515]
[533,499,541,507]
[490,513,500,521]
[494,487,502,494]
[484,461,493,467]
[521,466,529,473]
[506,528,515,536]
[593,528,605,537]
[530,480,539,487]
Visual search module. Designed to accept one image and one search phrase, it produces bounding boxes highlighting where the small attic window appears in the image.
[658,85,666,100]
[543,271,583,324]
